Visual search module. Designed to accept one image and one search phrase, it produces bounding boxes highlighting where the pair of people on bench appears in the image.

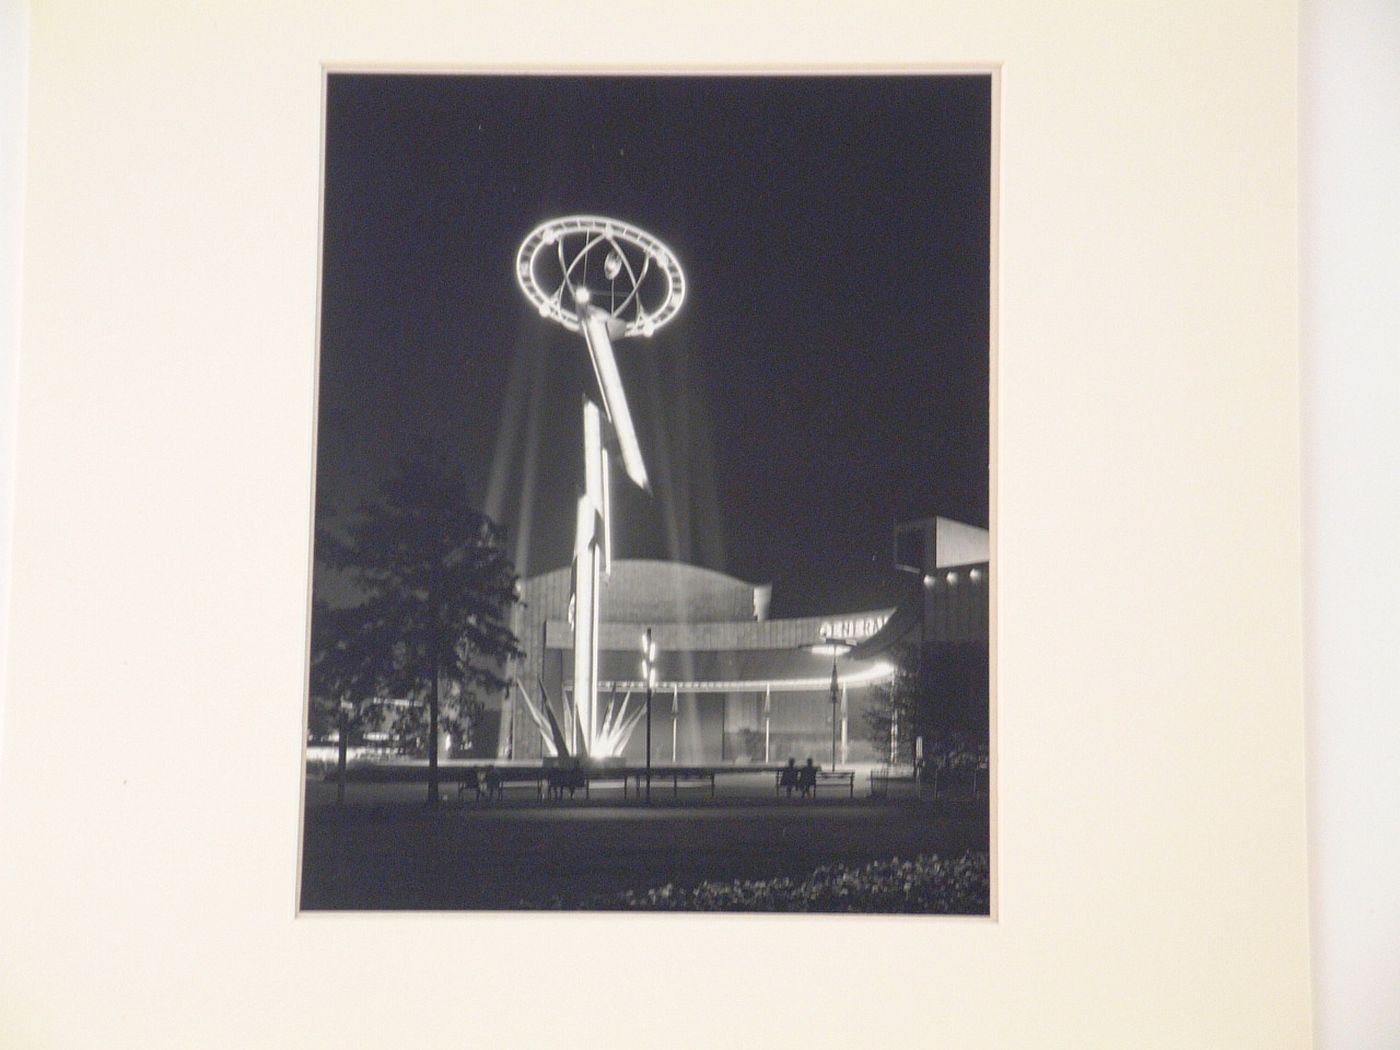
[779,757,820,798]
[547,760,586,800]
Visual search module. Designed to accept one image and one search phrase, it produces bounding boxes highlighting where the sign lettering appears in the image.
[818,615,889,641]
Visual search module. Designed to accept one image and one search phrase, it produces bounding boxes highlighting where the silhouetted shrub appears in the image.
[524,852,990,913]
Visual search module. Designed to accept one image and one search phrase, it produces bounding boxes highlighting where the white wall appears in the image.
[1301,2,1400,1047]
[935,517,991,568]
[0,1,1396,1045]
[0,0,29,771]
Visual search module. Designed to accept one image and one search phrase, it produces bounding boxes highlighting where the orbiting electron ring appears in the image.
[515,215,686,338]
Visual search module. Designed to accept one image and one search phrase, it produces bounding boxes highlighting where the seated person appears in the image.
[779,758,799,796]
[797,757,818,797]
[566,758,585,799]
[546,766,565,800]
[482,764,501,801]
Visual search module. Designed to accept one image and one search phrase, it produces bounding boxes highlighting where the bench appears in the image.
[580,769,631,797]
[460,770,546,801]
[625,769,716,799]
[928,760,989,800]
[494,776,545,799]
[812,770,855,797]
[452,769,482,801]
[868,769,918,798]
[544,766,589,800]
[452,765,723,803]
[774,768,855,798]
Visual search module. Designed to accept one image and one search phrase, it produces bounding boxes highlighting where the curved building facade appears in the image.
[492,518,989,765]
[497,560,896,764]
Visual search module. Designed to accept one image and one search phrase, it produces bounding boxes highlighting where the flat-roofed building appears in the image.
[494,517,988,764]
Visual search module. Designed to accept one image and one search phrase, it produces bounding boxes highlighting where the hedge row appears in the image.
[526,852,990,913]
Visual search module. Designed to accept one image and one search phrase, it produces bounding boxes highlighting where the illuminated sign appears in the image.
[818,615,889,641]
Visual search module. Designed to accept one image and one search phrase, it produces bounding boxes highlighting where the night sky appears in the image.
[316,74,990,618]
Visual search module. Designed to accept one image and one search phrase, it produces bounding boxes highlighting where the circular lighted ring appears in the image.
[515,215,686,337]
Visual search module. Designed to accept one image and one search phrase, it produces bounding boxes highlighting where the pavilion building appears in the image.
[493,517,989,766]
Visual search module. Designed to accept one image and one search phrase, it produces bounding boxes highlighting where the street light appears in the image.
[810,640,854,769]
[641,629,657,802]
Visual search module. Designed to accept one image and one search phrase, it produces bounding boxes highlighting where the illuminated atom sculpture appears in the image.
[514,216,685,759]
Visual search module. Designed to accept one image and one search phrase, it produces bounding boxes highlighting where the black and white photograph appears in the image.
[299,72,993,913]
[7,3,1357,1046]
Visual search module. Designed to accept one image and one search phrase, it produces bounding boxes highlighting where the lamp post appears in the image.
[810,640,854,770]
[336,698,353,807]
[830,659,839,770]
[890,672,899,767]
[641,628,656,802]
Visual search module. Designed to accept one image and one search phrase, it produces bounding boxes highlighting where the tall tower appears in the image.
[515,216,685,757]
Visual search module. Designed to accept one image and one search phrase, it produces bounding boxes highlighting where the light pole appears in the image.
[830,659,839,769]
[890,671,899,767]
[810,640,854,770]
[336,698,353,806]
[641,628,656,802]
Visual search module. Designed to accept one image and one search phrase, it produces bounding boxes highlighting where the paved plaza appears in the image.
[300,773,988,910]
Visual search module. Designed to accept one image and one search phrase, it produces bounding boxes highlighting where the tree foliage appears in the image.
[864,640,989,773]
[311,435,522,803]
[308,598,399,803]
[308,599,393,740]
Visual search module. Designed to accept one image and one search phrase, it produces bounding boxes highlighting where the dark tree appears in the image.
[864,640,989,775]
[309,599,395,804]
[316,435,523,805]
[864,642,920,768]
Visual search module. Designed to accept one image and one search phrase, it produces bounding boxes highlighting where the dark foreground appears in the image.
[299,783,989,912]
